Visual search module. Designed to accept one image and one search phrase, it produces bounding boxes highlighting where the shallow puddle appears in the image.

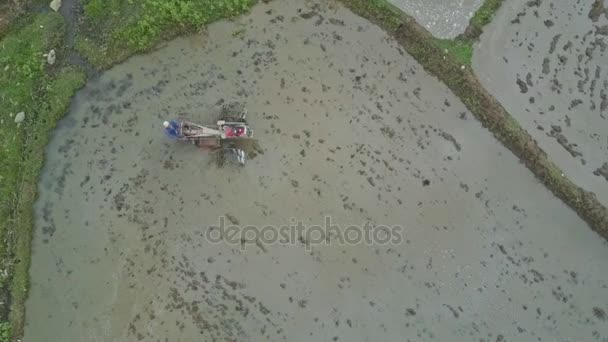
[25,0,608,341]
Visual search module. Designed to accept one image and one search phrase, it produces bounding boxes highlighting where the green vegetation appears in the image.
[433,0,503,65]
[1,12,65,311]
[9,66,86,339]
[470,0,503,30]
[338,0,608,238]
[77,0,256,69]
[433,39,473,66]
[0,322,10,342]
[331,0,402,31]
[332,0,486,66]
[0,12,87,341]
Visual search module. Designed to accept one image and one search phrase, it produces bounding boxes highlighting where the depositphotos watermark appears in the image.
[205,216,403,250]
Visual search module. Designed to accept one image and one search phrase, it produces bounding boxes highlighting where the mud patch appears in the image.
[594,162,608,181]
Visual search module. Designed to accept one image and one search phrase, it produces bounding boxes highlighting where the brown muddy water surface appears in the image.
[25,0,608,341]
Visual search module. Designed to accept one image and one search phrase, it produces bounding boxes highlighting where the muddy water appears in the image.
[25,0,608,341]
[387,0,484,38]
[474,0,608,207]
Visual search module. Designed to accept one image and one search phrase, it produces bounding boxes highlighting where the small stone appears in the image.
[14,112,25,124]
[461,65,466,70]
[50,0,61,11]
[47,49,56,65]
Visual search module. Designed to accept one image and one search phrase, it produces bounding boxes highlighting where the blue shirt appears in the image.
[165,120,180,139]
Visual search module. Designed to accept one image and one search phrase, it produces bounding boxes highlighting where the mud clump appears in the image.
[549,34,561,54]
[526,73,533,87]
[299,11,317,19]
[542,58,550,74]
[113,193,126,212]
[589,0,608,22]
[380,126,396,138]
[440,132,462,151]
[594,163,608,181]
[569,99,582,109]
[225,214,240,225]
[516,78,528,93]
[548,126,582,158]
[329,18,345,26]
[593,307,606,320]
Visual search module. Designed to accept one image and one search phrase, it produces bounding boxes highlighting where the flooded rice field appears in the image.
[25,0,608,341]
[474,0,608,206]
[387,0,484,38]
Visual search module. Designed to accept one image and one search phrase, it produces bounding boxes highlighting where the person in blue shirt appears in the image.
[163,120,181,139]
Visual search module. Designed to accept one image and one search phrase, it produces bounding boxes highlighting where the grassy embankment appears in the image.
[76,0,256,69]
[435,0,503,65]
[1,1,257,340]
[0,12,87,341]
[337,0,608,238]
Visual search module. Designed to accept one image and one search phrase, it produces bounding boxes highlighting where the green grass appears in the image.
[0,322,9,342]
[470,0,503,29]
[1,12,64,298]
[0,13,87,341]
[434,0,502,65]
[77,0,257,69]
[8,66,86,339]
[0,13,64,201]
[433,39,473,66]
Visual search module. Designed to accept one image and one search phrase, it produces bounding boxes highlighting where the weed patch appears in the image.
[470,0,503,32]
[0,13,86,340]
[433,39,473,66]
[0,322,10,342]
[77,0,256,69]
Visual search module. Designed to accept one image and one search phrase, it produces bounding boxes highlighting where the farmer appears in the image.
[163,120,180,139]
